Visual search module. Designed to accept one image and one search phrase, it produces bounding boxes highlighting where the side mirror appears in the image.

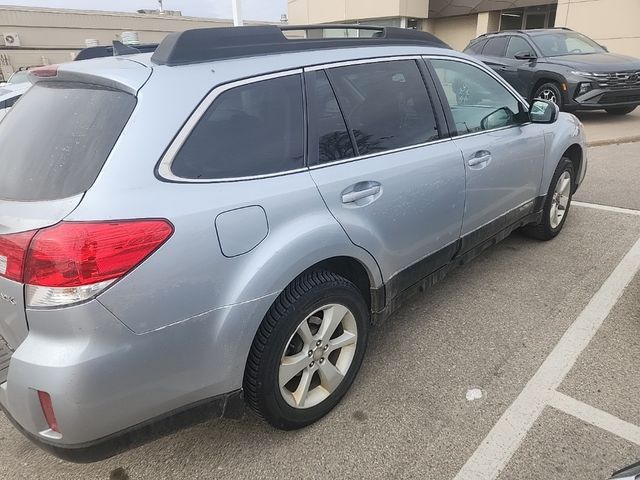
[480,107,515,130]
[529,99,559,123]
[514,51,536,60]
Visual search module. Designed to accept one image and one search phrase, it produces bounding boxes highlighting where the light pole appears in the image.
[232,0,243,26]
[158,0,164,14]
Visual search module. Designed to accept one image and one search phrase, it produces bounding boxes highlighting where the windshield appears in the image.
[0,82,136,201]
[532,32,606,57]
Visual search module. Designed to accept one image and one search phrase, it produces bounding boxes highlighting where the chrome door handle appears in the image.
[468,152,492,167]
[341,182,381,204]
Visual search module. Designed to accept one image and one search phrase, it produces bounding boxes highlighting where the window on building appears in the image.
[172,74,304,179]
[326,60,440,156]
[431,59,525,135]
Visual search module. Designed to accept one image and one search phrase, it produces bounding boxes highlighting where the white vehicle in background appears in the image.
[0,82,30,121]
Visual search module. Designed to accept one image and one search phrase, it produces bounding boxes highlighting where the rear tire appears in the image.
[523,157,574,241]
[243,270,369,430]
[534,82,563,111]
[605,106,637,115]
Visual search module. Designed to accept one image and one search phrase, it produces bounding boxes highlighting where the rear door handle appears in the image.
[341,182,381,204]
[468,151,492,167]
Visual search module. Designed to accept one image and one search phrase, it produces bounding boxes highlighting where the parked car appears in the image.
[463,27,640,114]
[0,24,586,462]
[0,82,30,121]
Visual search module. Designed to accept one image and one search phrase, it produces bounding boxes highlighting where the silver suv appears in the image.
[0,25,586,462]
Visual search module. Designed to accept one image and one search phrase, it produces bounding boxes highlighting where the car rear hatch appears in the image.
[0,59,150,382]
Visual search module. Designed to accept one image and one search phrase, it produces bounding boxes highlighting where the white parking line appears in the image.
[573,201,640,216]
[454,235,640,480]
[548,391,640,446]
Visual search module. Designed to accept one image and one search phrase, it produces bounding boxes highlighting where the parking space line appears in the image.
[573,201,640,216]
[454,236,640,480]
[548,391,640,446]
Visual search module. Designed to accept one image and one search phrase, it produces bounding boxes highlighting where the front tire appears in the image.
[534,82,563,111]
[523,157,575,241]
[244,270,369,430]
[605,105,637,115]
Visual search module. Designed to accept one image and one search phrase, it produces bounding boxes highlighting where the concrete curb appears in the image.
[588,135,640,147]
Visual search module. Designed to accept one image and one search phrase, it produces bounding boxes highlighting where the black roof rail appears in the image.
[151,24,450,67]
[75,41,159,61]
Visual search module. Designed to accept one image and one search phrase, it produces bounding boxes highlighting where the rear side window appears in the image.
[482,37,508,57]
[0,82,136,202]
[465,39,487,54]
[327,60,439,156]
[171,74,304,180]
[4,95,19,108]
[307,70,355,165]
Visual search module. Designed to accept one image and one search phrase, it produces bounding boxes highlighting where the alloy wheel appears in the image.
[550,171,571,229]
[539,88,558,104]
[279,303,358,409]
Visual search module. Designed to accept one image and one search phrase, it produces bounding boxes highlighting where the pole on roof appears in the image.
[232,0,243,26]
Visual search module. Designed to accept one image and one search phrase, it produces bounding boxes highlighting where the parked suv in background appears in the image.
[464,28,640,114]
[0,25,586,462]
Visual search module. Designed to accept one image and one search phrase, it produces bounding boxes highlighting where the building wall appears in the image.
[288,0,427,24]
[429,14,479,50]
[555,0,640,57]
[0,6,256,79]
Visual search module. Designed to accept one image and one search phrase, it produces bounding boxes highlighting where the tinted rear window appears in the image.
[0,82,135,201]
[171,74,304,180]
[465,39,487,54]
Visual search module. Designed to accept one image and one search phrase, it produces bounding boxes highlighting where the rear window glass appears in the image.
[171,74,304,180]
[465,39,487,54]
[0,82,135,201]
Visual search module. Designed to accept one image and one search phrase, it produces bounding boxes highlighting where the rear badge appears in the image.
[0,292,16,305]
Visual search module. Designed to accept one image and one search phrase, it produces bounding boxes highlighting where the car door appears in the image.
[427,57,545,248]
[476,36,509,74]
[306,58,466,293]
[501,35,539,98]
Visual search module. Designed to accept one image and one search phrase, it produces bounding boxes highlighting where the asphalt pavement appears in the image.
[1,140,639,480]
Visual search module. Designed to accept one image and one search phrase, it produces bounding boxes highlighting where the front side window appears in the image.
[171,74,304,180]
[506,36,534,59]
[326,60,439,156]
[532,32,605,57]
[482,37,508,57]
[431,59,525,135]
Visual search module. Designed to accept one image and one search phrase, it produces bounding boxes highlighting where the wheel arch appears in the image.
[531,73,567,103]
[562,143,583,192]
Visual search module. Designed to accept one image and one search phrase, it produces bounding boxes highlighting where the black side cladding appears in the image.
[151,25,450,67]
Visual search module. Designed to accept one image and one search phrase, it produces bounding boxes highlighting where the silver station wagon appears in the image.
[0,25,586,462]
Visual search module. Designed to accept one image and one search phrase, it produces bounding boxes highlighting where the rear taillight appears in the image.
[0,220,173,307]
[0,230,37,283]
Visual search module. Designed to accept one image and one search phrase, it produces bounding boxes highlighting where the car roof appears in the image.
[0,82,30,101]
[474,27,574,41]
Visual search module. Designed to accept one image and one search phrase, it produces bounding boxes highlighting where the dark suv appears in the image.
[464,28,640,115]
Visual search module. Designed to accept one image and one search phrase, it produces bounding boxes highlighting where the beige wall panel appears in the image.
[400,0,429,18]
[288,0,310,24]
[555,0,640,56]
[308,0,347,23]
[431,14,478,51]
[345,0,401,20]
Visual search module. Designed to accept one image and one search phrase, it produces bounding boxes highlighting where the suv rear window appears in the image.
[0,82,135,202]
[171,74,304,180]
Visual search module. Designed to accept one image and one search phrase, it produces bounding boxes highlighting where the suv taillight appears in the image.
[0,220,173,307]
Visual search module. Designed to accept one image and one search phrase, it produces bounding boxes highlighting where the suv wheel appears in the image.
[534,82,563,110]
[605,106,637,115]
[244,270,369,430]
[523,157,575,241]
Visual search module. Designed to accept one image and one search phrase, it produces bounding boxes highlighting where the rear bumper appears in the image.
[0,292,277,460]
[1,388,243,463]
